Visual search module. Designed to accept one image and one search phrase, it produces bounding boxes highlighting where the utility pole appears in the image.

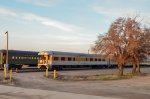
[4,31,9,79]
[88,49,90,54]
[5,31,12,81]
[5,31,8,65]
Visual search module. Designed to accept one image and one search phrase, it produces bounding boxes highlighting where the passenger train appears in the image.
[38,51,150,70]
[0,49,149,70]
[38,51,113,70]
[0,49,39,69]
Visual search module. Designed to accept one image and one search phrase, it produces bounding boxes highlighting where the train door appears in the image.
[39,55,48,64]
[49,55,53,65]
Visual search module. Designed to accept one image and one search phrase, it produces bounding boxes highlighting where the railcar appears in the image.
[0,49,39,69]
[38,51,150,70]
[141,54,150,66]
[38,51,110,70]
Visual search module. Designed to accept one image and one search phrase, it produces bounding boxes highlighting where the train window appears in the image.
[90,58,93,61]
[98,59,101,61]
[68,57,71,61]
[61,57,65,61]
[15,56,18,59]
[102,59,105,61]
[86,58,88,61]
[19,57,20,59]
[73,57,75,61]
[54,57,59,61]
[12,56,15,59]
[95,58,97,61]
[87,58,90,61]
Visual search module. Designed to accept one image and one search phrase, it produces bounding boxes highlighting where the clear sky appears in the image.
[0,0,149,53]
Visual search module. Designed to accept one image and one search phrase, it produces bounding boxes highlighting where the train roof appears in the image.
[38,51,105,58]
[0,49,38,55]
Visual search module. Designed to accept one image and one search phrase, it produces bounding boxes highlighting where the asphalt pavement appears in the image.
[0,85,120,99]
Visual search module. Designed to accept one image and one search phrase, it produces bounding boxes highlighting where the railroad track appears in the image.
[0,67,116,73]
[0,67,45,73]
[18,67,92,73]
[15,67,46,73]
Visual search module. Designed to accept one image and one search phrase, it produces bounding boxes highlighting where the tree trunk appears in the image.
[118,64,123,76]
[132,63,136,75]
[136,61,141,75]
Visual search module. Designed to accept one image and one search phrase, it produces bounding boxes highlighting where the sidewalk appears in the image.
[0,85,120,99]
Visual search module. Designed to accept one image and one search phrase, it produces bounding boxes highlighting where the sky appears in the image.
[0,0,149,53]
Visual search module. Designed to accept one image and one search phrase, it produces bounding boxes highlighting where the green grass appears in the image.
[55,73,134,81]
[92,74,133,80]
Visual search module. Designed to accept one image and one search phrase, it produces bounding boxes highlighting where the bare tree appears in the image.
[125,17,143,74]
[92,17,129,76]
[126,19,150,75]
[92,16,150,76]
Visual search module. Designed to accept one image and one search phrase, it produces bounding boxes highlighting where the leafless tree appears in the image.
[126,19,150,75]
[92,16,150,76]
[92,17,129,76]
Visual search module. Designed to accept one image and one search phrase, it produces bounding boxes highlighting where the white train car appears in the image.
[38,51,109,70]
[141,54,150,66]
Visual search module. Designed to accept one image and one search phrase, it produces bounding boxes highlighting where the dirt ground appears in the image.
[1,67,150,99]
